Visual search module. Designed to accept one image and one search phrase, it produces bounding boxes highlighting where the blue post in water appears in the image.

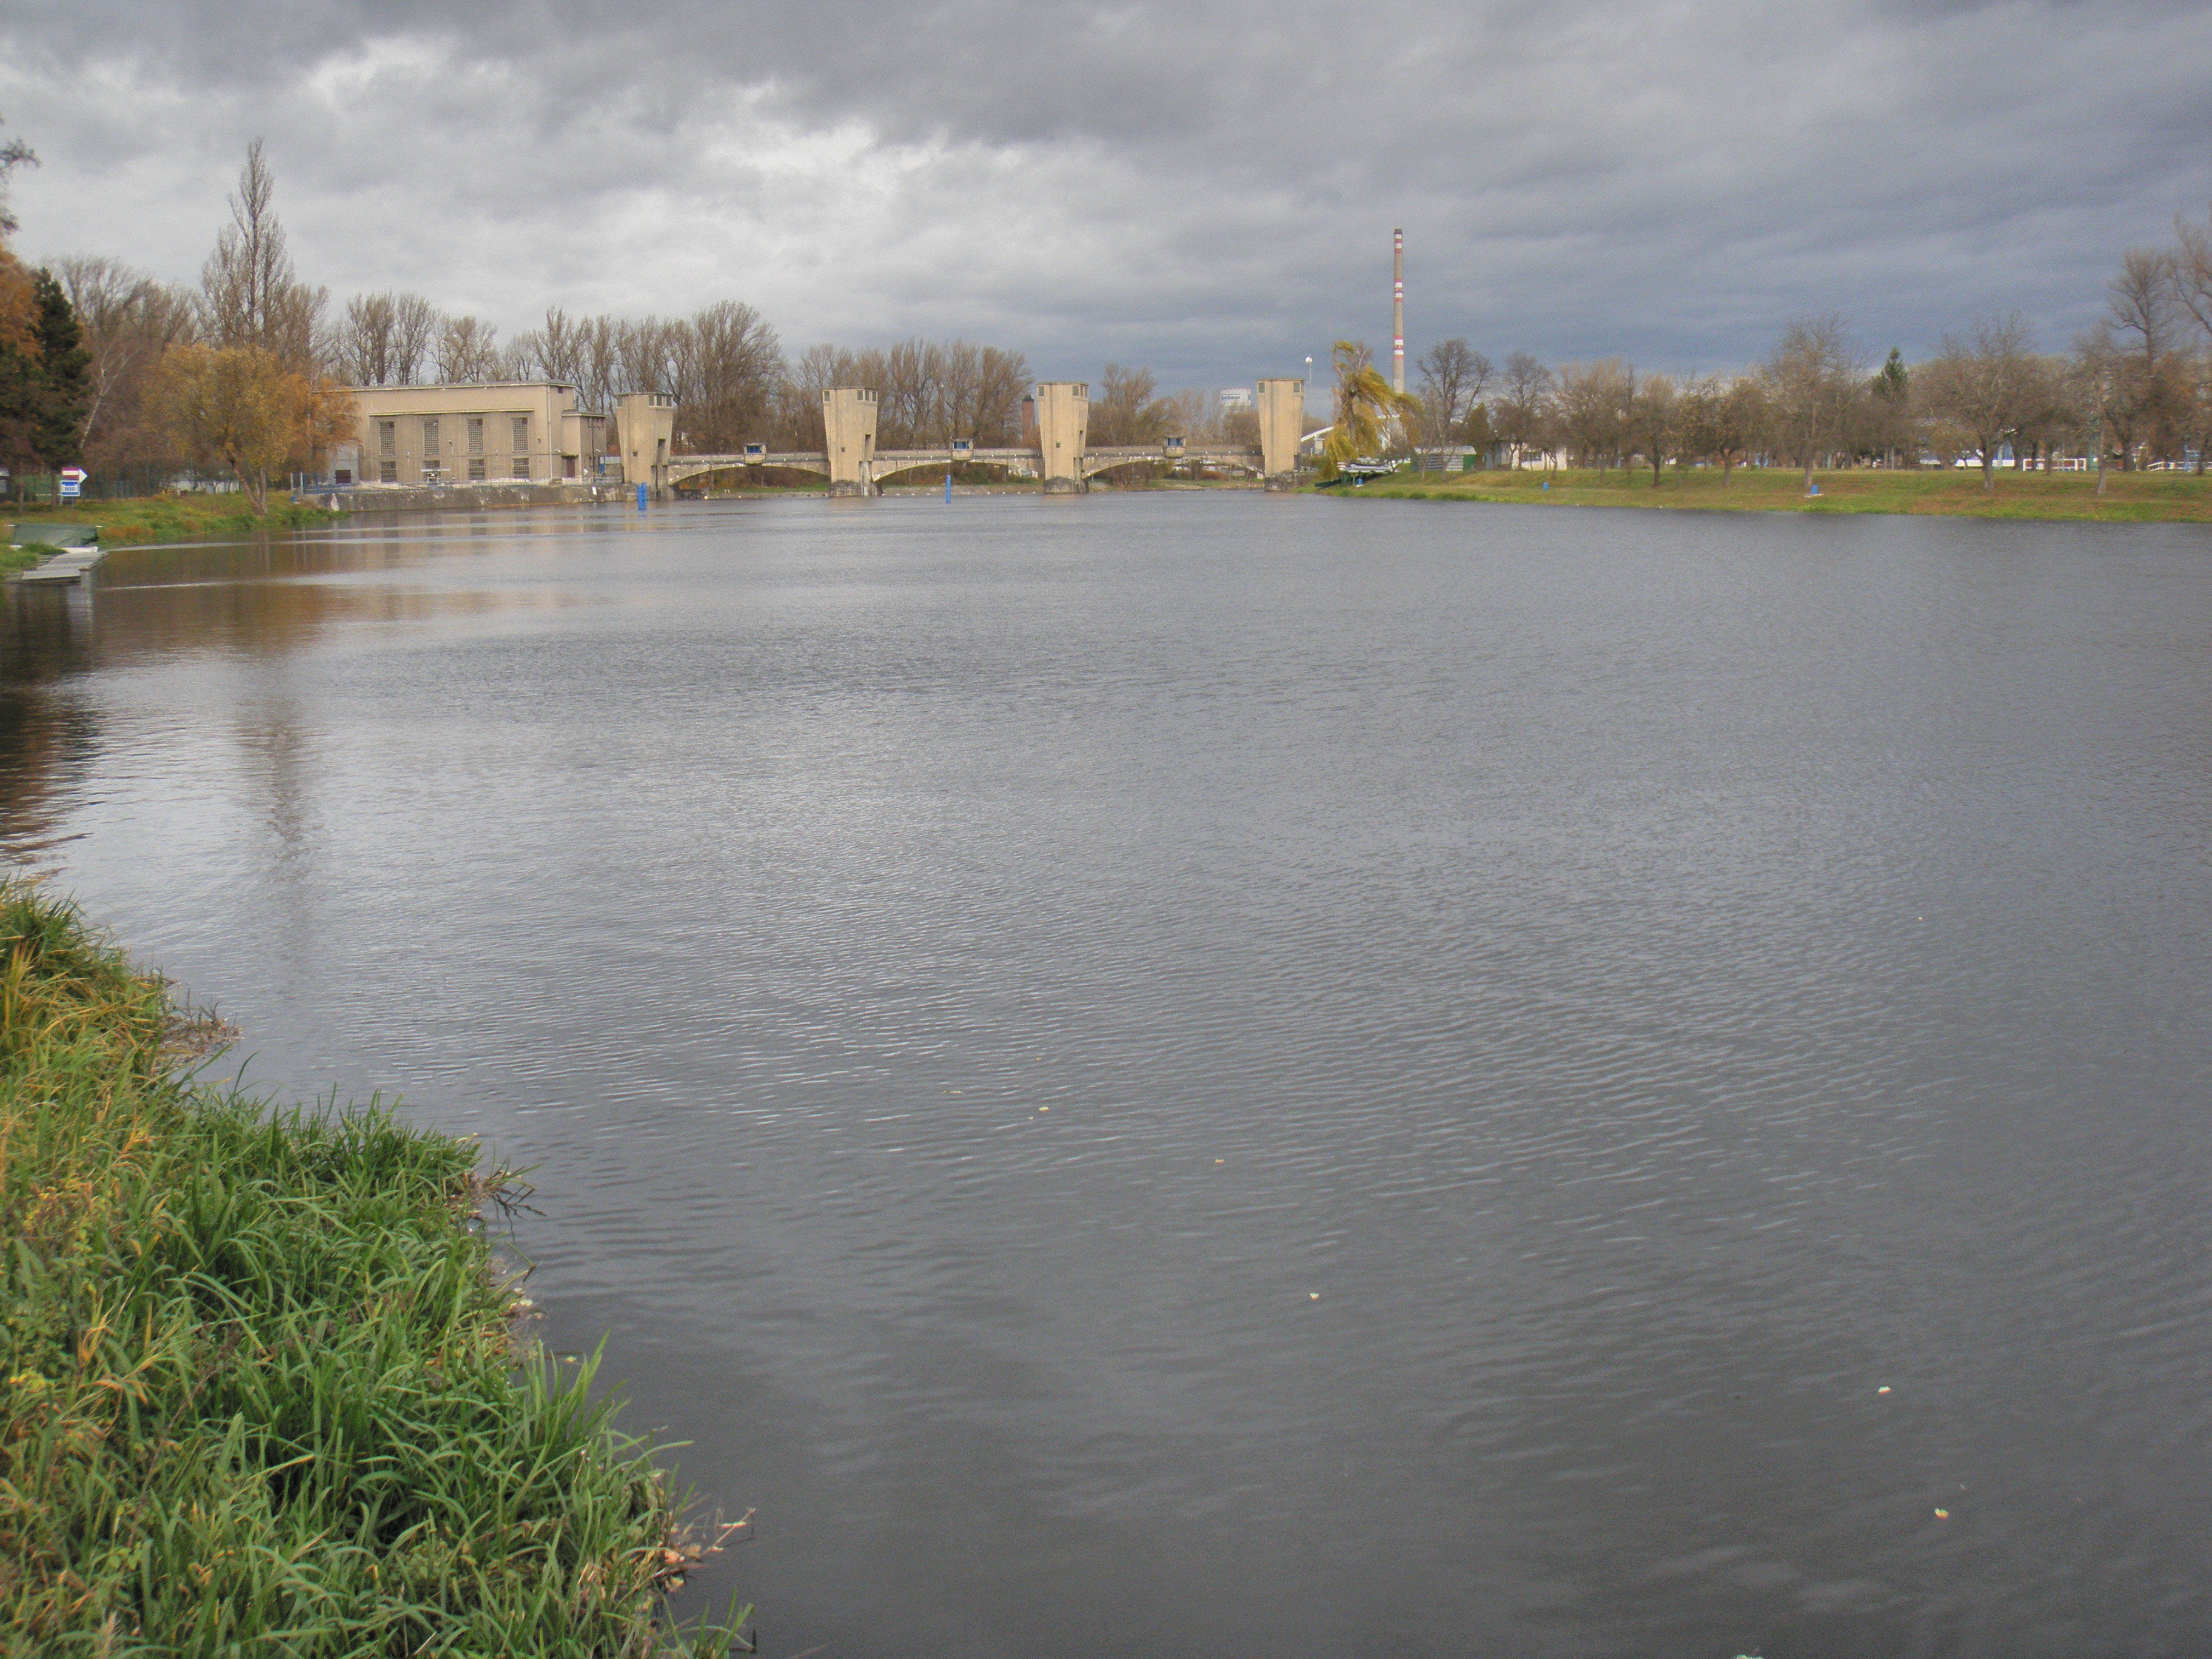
[945,473,953,503]
[636,483,648,511]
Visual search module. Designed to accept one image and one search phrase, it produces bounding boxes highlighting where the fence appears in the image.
[4,465,233,503]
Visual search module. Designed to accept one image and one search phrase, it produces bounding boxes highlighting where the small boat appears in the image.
[1318,457,1406,488]
[12,522,98,550]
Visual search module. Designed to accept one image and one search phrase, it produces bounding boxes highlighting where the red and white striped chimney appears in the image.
[1392,229,1405,395]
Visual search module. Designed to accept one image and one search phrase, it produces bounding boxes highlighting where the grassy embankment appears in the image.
[0,884,747,1656]
[8,495,346,549]
[1344,465,2212,521]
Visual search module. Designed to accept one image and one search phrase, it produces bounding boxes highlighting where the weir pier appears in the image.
[663,378,1309,497]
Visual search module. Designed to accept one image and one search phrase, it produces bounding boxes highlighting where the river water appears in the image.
[4,495,2209,1657]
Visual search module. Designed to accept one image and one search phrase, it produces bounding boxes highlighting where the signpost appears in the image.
[59,467,87,501]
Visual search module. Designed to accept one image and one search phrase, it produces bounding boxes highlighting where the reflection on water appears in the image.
[5,497,2212,1658]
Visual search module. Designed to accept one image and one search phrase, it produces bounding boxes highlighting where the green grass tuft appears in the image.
[0,882,749,1656]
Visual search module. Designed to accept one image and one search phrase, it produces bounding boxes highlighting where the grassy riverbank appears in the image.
[1343,466,2212,521]
[0,884,746,1656]
[9,495,346,547]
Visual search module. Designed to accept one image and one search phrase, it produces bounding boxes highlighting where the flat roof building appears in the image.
[341,383,611,487]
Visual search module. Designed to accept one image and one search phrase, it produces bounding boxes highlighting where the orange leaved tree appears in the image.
[149,343,352,515]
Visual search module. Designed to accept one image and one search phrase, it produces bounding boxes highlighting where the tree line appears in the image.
[46,140,1279,495]
[1399,213,2212,489]
[16,127,2212,512]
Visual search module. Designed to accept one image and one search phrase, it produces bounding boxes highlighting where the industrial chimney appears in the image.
[1392,229,1405,396]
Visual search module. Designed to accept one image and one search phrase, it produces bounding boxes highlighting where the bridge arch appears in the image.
[665,454,831,490]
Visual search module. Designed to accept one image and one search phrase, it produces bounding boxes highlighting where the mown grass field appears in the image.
[0,885,748,1657]
[9,495,345,547]
[1343,466,2212,522]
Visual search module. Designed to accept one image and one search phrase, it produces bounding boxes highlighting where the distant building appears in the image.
[343,383,610,486]
[1218,387,1255,413]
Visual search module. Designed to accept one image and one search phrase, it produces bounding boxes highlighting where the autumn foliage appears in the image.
[149,344,353,516]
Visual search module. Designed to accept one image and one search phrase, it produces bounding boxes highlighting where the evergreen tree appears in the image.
[1875,347,1909,406]
[28,268,89,468]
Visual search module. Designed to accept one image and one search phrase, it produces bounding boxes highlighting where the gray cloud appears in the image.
[4,0,2210,387]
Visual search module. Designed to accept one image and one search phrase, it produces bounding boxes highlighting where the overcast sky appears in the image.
[4,0,2210,390]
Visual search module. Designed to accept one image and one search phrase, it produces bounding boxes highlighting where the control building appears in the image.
[339,383,613,487]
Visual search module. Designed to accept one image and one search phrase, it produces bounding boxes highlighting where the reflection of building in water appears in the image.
[342,383,640,487]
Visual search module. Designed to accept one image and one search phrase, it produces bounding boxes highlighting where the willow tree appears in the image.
[1324,340,1419,468]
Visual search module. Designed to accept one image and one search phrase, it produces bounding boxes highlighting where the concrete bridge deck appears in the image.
[665,443,1266,491]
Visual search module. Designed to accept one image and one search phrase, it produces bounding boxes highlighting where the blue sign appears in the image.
[59,467,86,501]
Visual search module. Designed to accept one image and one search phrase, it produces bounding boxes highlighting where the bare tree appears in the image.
[1760,314,1860,492]
[765,337,1026,451]
[2103,248,2181,467]
[620,317,685,403]
[198,138,326,364]
[1914,313,2047,489]
[1162,387,1215,444]
[573,315,621,415]
[673,300,781,451]
[1090,363,1171,446]
[2168,347,2212,475]
[1493,352,1554,468]
[2109,248,2176,376]
[777,343,853,449]
[0,111,36,236]
[874,338,938,446]
[514,306,581,386]
[434,314,506,383]
[55,255,193,454]
[2174,205,2212,339]
[389,294,438,386]
[1676,374,1766,482]
[938,343,1028,443]
[1553,358,1632,474]
[1626,371,1677,484]
[1415,338,1494,447]
[337,292,397,385]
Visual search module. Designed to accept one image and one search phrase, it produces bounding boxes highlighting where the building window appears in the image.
[563,455,577,479]
[467,457,486,481]
[512,416,529,452]
[421,418,439,454]
[379,460,397,484]
[334,468,352,486]
[466,417,484,455]
[512,457,530,478]
[377,420,396,457]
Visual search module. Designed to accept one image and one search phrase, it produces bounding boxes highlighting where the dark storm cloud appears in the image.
[4,0,2209,386]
